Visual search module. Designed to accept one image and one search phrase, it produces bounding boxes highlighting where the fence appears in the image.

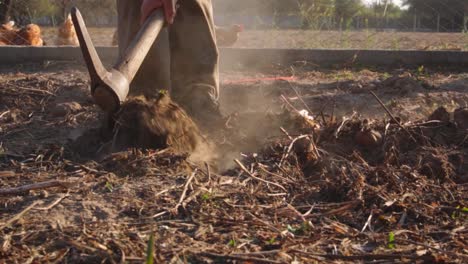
[0,0,467,51]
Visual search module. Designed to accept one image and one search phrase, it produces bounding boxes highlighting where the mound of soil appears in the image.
[112,94,204,154]
[69,94,210,162]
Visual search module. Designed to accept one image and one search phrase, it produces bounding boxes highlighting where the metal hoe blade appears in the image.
[71,7,165,113]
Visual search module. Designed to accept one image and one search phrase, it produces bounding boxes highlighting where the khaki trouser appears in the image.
[116,0,219,117]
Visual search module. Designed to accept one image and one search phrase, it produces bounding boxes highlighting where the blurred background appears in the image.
[0,0,467,50]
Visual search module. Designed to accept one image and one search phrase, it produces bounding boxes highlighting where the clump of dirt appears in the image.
[426,106,468,129]
[111,95,202,152]
[49,101,83,117]
[67,93,221,170]
[454,107,468,129]
[292,136,321,179]
[417,147,460,182]
[428,106,451,122]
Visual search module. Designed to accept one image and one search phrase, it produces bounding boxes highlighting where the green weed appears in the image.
[388,232,396,249]
[146,233,155,264]
[105,181,114,192]
[200,192,212,202]
[228,239,236,247]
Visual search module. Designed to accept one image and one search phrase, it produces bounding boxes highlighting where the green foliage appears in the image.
[9,0,116,25]
[0,0,12,23]
[5,0,466,31]
[10,0,58,23]
[403,0,467,31]
[335,0,363,28]
[451,206,468,219]
[295,0,335,30]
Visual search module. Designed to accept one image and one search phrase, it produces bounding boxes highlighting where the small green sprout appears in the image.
[200,193,211,202]
[228,239,236,247]
[158,89,168,96]
[451,206,468,219]
[287,224,297,234]
[388,232,396,249]
[417,65,425,75]
[105,181,114,192]
[267,237,276,245]
[146,233,155,264]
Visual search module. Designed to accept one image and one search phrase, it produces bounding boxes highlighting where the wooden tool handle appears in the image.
[116,9,166,82]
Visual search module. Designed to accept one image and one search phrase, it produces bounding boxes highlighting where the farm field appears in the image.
[0,61,467,263]
[42,27,468,50]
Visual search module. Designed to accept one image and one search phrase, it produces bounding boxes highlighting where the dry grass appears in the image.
[235,30,468,51]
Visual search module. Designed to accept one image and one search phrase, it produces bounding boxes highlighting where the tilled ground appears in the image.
[0,63,467,263]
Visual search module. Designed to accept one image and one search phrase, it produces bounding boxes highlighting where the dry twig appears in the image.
[369,91,417,142]
[199,252,282,264]
[34,193,70,211]
[0,201,41,231]
[235,159,287,192]
[0,180,77,196]
[172,169,198,213]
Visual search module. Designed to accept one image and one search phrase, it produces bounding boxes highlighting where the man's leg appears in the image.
[116,0,171,97]
[169,0,221,125]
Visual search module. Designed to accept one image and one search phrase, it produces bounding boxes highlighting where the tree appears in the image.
[367,0,404,29]
[288,0,335,29]
[334,0,363,28]
[0,0,13,23]
[9,0,58,24]
[5,0,116,26]
[403,0,467,31]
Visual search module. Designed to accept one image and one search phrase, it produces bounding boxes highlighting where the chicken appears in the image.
[215,24,243,47]
[13,24,44,46]
[56,14,79,46]
[2,20,15,31]
[0,21,17,45]
[0,22,44,46]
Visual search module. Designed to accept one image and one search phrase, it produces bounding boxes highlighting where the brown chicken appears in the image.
[215,24,243,47]
[1,20,15,31]
[56,14,79,46]
[13,24,44,46]
[0,21,17,45]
